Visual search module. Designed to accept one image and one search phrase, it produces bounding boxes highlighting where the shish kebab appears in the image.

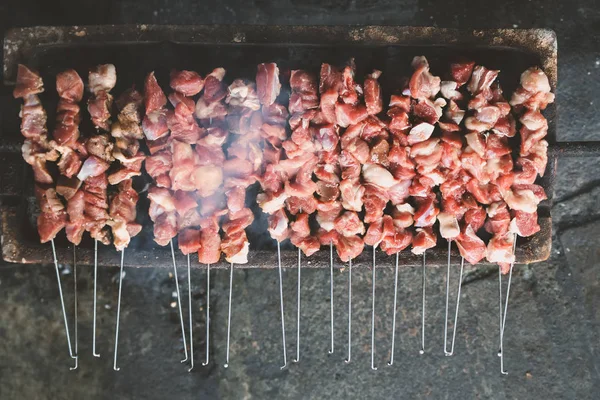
[254,62,294,368]
[13,64,146,369]
[256,63,324,367]
[144,68,229,368]
[14,55,553,373]
[84,64,116,359]
[107,78,146,371]
[14,65,78,368]
[142,71,193,367]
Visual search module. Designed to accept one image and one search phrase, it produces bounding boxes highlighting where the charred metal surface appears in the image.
[0,24,564,268]
[1,204,552,268]
[3,25,557,85]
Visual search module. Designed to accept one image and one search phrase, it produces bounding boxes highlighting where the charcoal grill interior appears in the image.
[1,25,556,268]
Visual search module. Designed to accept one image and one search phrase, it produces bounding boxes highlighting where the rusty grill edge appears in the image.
[0,24,591,269]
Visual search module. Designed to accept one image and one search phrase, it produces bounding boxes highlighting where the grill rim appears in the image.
[1,24,559,267]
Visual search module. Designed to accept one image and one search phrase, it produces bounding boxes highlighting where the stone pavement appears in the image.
[1,0,600,399]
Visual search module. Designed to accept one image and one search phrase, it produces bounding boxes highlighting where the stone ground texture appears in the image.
[1,1,600,399]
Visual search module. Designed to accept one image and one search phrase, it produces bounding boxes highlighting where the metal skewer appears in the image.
[187,254,194,372]
[371,246,377,370]
[224,262,233,368]
[498,265,503,358]
[293,246,301,363]
[447,257,464,357]
[420,251,426,355]
[499,236,517,375]
[388,252,400,366]
[328,240,334,355]
[276,241,288,370]
[202,264,211,366]
[93,239,100,357]
[113,248,125,371]
[71,245,78,370]
[344,258,352,364]
[371,246,377,371]
[50,239,77,368]
[170,240,189,364]
[443,240,464,357]
[443,240,452,356]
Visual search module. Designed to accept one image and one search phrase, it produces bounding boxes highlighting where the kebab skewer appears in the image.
[255,62,300,366]
[108,84,146,370]
[54,68,87,369]
[192,67,242,368]
[142,71,189,365]
[14,65,77,368]
[495,66,554,374]
[404,56,443,355]
[167,68,206,371]
[193,67,231,366]
[450,62,511,356]
[375,86,419,365]
[84,64,117,358]
[257,65,320,363]
[332,64,390,368]
[315,61,367,364]
[255,62,293,367]
[110,179,143,371]
[436,59,479,356]
[280,66,318,364]
[221,71,264,367]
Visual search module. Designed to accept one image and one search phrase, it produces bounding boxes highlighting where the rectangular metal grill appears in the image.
[0,25,561,268]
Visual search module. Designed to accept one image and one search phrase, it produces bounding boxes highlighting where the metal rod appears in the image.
[293,246,301,363]
[328,240,334,355]
[498,263,503,358]
[344,258,352,364]
[93,239,100,357]
[113,248,125,371]
[448,257,464,356]
[276,241,288,370]
[371,246,377,370]
[187,254,194,372]
[170,240,189,364]
[50,239,77,368]
[224,262,233,368]
[444,241,452,356]
[202,264,210,367]
[420,251,426,355]
[70,246,78,370]
[500,236,517,375]
[388,252,400,366]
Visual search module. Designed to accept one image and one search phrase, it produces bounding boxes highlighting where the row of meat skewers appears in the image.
[13,54,553,373]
